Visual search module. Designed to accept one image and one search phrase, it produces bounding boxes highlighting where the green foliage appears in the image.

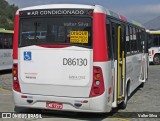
[0,0,18,30]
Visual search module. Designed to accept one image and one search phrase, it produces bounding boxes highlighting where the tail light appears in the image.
[152,50,154,55]
[89,66,105,97]
[12,63,21,92]
[88,10,93,15]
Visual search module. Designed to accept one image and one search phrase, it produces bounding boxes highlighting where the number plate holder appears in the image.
[46,102,63,109]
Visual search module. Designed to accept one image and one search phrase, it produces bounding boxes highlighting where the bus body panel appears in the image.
[0,49,13,70]
[13,61,112,112]
[126,53,143,95]
[93,61,113,109]
[112,60,117,107]
[18,45,93,97]
[148,47,160,62]
[13,89,111,112]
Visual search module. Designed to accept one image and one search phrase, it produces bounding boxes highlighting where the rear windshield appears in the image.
[19,17,92,48]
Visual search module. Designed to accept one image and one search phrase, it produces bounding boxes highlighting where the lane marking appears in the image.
[115,118,130,121]
[0,88,12,93]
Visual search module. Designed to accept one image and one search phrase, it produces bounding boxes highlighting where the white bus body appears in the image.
[147,30,160,65]
[13,4,148,112]
[0,49,12,70]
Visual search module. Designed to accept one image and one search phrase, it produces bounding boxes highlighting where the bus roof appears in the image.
[17,4,144,28]
[0,29,14,34]
[146,30,160,34]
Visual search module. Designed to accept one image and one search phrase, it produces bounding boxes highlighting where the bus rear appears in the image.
[13,4,111,112]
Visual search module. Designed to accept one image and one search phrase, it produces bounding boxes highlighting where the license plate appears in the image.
[46,102,63,109]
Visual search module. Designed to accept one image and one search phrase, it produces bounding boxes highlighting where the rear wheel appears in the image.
[119,84,129,109]
[153,54,160,65]
[139,82,145,88]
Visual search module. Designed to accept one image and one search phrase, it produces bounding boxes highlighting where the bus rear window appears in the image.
[20,17,92,48]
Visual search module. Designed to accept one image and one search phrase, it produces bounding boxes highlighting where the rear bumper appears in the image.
[13,90,111,113]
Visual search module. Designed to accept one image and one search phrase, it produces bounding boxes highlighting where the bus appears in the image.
[13,4,148,112]
[147,30,160,65]
[0,29,14,70]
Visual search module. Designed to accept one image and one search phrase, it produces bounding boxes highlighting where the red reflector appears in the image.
[152,50,154,55]
[21,95,27,98]
[94,87,100,94]
[108,87,112,94]
[82,100,88,103]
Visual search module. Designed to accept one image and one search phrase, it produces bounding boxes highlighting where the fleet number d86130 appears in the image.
[63,58,87,66]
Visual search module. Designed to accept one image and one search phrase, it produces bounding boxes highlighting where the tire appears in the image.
[139,82,145,88]
[119,85,129,109]
[153,54,160,65]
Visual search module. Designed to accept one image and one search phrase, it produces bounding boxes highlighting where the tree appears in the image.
[0,0,18,30]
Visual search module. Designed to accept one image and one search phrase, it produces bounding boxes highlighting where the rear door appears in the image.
[117,24,126,102]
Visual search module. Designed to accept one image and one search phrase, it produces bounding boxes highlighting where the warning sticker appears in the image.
[70,31,88,43]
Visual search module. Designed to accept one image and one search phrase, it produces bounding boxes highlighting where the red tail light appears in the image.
[89,66,105,97]
[152,50,154,55]
[12,63,21,92]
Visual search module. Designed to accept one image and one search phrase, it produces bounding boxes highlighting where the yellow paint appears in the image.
[117,26,122,99]
[150,31,160,34]
[0,88,11,93]
[116,118,130,121]
[70,31,88,43]
[122,51,125,81]
[0,30,14,34]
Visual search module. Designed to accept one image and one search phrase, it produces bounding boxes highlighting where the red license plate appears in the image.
[46,102,63,109]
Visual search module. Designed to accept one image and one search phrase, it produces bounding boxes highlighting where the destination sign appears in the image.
[19,9,93,17]
[70,31,88,43]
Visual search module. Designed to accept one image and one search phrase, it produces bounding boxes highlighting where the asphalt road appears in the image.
[0,65,160,121]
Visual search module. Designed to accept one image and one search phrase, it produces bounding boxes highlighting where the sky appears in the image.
[6,0,160,24]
